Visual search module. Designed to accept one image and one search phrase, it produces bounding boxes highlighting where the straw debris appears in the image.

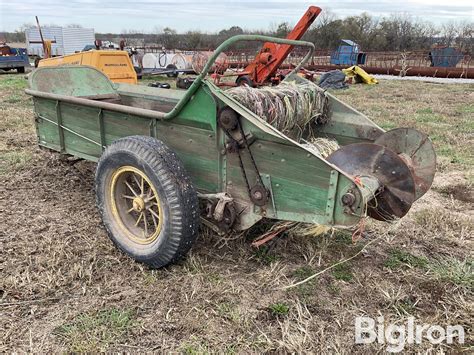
[227,80,329,140]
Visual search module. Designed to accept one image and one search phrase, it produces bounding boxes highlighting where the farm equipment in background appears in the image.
[0,43,29,73]
[330,39,367,66]
[26,35,436,269]
[429,46,464,68]
[234,6,322,86]
[37,50,138,84]
[32,16,137,84]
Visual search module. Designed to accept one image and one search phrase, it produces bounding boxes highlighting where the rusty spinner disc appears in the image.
[375,128,436,200]
[327,143,416,221]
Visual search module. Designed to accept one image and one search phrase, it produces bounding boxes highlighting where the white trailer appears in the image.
[26,27,95,57]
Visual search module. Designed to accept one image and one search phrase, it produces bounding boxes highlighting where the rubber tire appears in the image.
[166,64,178,78]
[95,136,200,268]
[236,75,255,87]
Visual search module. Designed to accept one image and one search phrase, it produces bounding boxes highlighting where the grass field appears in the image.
[0,72,472,353]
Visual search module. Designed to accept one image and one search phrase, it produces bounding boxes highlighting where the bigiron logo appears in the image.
[354,316,465,352]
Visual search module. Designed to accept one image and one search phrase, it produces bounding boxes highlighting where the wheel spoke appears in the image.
[132,173,141,192]
[149,209,158,228]
[135,212,143,226]
[149,207,160,219]
[143,211,148,236]
[126,207,134,214]
[144,195,156,203]
[122,194,135,200]
[141,177,145,195]
[125,181,139,196]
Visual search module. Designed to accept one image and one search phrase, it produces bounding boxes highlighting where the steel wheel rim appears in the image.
[109,166,163,244]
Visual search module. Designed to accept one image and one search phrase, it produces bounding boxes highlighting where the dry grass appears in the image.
[0,73,473,352]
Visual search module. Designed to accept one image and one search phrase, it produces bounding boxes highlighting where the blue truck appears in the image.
[0,45,30,73]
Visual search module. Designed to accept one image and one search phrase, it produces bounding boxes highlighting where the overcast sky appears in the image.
[1,0,472,33]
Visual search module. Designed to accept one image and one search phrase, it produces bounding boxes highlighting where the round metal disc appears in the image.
[375,128,436,200]
[327,143,416,221]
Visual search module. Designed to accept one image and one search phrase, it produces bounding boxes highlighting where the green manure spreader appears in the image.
[26,35,436,268]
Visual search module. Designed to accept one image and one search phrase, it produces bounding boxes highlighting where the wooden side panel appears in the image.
[102,111,149,145]
[157,123,219,193]
[33,87,220,193]
[225,139,330,222]
[35,98,61,149]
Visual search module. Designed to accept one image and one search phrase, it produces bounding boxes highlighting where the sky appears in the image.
[0,0,473,33]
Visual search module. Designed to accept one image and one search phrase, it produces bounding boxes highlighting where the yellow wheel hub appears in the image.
[108,166,163,244]
[132,197,145,212]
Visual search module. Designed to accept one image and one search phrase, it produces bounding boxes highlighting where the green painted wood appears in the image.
[316,93,385,144]
[29,66,116,97]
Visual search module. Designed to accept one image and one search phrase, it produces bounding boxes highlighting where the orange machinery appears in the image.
[236,6,322,86]
[38,50,138,84]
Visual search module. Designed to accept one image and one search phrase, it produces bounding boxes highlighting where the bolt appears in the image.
[342,192,356,206]
[253,191,263,200]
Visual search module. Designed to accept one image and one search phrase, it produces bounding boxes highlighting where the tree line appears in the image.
[2,12,472,53]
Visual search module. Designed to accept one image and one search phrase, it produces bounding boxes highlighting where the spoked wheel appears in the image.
[109,166,163,244]
[95,136,199,268]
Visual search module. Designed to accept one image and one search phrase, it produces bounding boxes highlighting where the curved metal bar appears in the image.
[164,34,315,119]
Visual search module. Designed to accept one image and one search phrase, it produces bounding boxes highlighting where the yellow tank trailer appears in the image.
[38,50,137,84]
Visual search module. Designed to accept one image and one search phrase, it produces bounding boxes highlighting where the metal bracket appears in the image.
[211,192,234,222]
[98,109,106,150]
[198,192,236,233]
[260,174,277,218]
[55,101,65,153]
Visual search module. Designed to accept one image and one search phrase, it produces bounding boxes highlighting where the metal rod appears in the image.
[38,115,102,147]
[35,16,45,52]
[25,89,167,119]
